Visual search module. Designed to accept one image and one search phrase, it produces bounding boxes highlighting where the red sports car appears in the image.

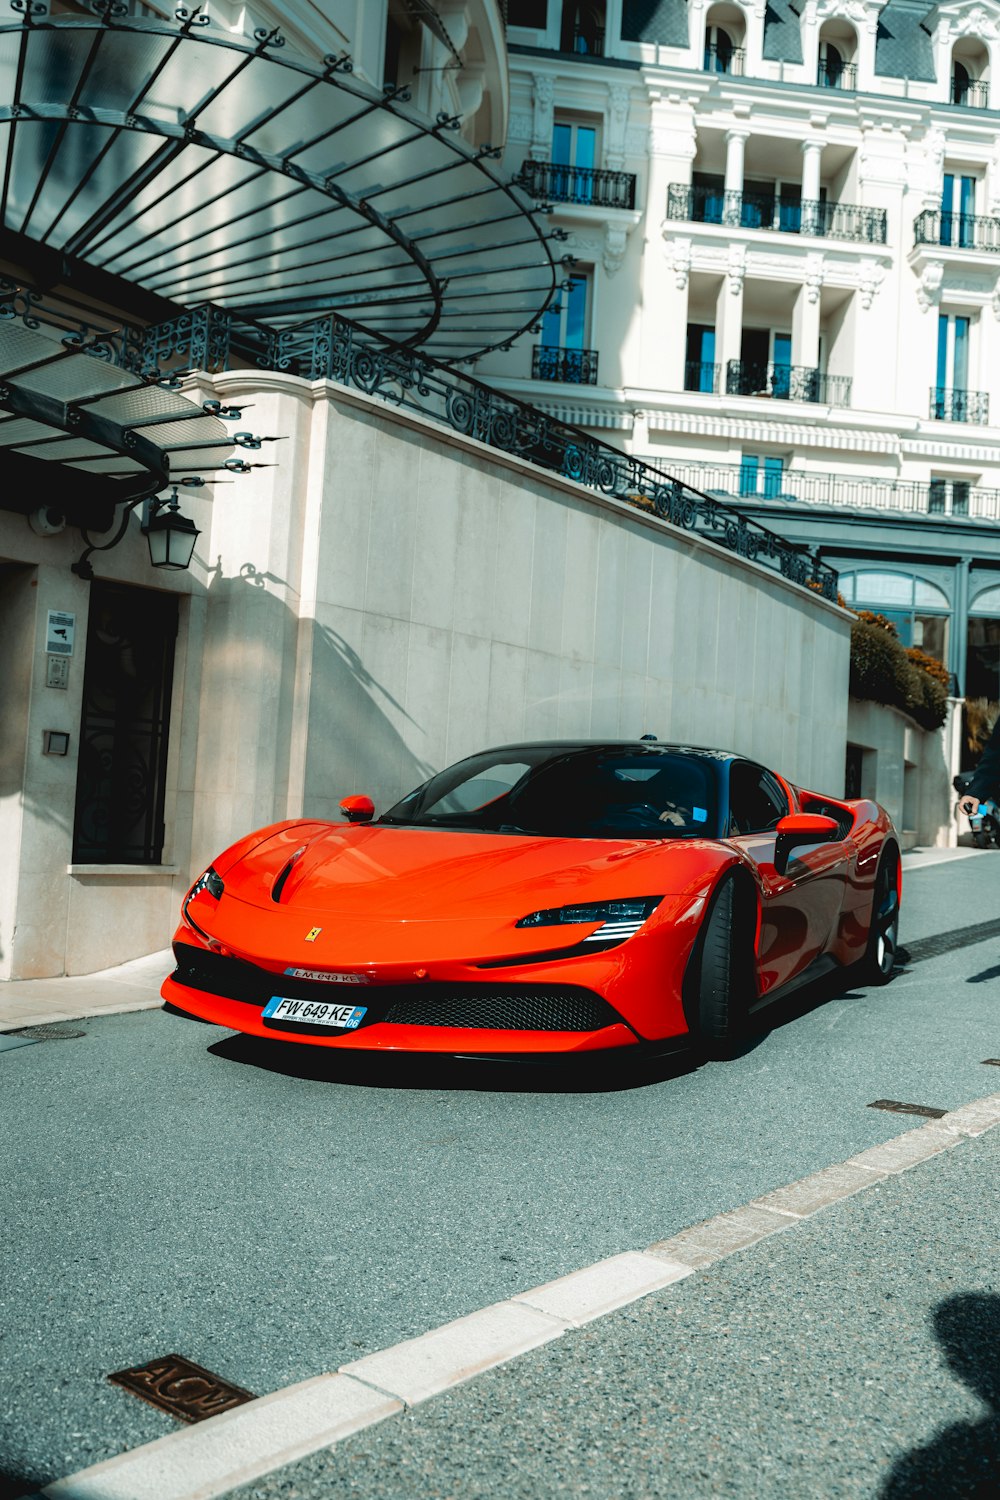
[162,740,901,1058]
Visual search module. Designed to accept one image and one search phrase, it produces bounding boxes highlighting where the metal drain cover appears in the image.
[108,1354,255,1423]
[867,1099,947,1119]
[11,1024,87,1041]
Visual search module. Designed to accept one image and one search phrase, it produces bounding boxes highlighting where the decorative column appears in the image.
[953,556,970,693]
[792,252,824,378]
[801,138,823,233]
[648,96,698,389]
[716,243,747,384]
[724,128,749,222]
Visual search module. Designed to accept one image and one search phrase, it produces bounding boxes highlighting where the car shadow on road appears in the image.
[206,1030,700,1095]
[879,1292,1000,1499]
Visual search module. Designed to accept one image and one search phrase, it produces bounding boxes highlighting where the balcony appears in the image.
[726,360,852,407]
[518,159,637,211]
[929,387,989,424]
[817,60,857,90]
[532,344,599,383]
[952,76,990,107]
[684,360,721,394]
[657,461,998,519]
[666,184,887,244]
[704,43,745,75]
[914,208,1000,252]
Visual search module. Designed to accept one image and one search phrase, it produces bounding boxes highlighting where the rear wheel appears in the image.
[691,873,754,1050]
[860,850,900,984]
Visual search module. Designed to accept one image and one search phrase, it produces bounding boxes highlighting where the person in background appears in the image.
[958,713,1000,818]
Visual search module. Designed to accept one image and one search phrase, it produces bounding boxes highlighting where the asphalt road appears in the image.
[2,850,999,1496]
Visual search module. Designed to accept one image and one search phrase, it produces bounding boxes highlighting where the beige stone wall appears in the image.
[1,371,852,976]
[846,696,960,849]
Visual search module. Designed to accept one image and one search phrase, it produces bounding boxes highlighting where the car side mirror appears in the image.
[774,812,840,874]
[339,794,375,824]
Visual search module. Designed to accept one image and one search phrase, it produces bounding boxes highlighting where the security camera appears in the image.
[28,506,67,537]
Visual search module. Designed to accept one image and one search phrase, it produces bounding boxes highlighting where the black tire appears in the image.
[691,874,753,1047]
[859,850,900,985]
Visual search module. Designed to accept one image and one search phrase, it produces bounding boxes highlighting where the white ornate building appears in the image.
[478,0,1000,697]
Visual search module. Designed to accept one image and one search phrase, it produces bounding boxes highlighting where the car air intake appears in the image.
[169,947,622,1032]
[381,986,619,1031]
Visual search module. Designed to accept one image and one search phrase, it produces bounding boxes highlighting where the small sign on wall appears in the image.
[46,610,76,656]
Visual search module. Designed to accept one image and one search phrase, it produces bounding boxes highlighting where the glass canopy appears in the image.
[0,6,560,360]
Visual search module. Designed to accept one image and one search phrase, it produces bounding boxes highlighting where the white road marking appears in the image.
[43,1376,400,1500]
[40,1091,1000,1500]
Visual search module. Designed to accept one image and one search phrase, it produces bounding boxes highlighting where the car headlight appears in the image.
[516,897,661,936]
[188,866,225,902]
[183,866,225,942]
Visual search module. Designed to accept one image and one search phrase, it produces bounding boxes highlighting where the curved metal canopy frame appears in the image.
[0,3,562,359]
[0,277,264,537]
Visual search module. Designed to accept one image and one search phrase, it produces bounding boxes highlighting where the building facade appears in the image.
[480,0,1000,699]
[0,0,856,980]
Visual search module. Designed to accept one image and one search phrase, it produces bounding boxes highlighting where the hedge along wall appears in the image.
[849,614,949,730]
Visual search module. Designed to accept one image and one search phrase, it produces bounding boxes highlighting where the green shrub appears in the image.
[849,620,947,730]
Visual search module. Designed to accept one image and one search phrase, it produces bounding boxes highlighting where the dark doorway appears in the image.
[72,582,179,864]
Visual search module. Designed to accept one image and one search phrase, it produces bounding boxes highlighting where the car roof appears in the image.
[476,740,742,763]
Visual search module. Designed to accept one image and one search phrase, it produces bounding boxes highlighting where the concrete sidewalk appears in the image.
[0,948,170,1033]
[0,846,975,1035]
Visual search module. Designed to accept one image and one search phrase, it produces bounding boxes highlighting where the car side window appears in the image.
[728,763,789,835]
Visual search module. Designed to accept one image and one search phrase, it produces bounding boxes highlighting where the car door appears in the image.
[726,762,847,996]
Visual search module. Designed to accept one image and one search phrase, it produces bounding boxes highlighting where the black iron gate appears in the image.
[72,583,179,864]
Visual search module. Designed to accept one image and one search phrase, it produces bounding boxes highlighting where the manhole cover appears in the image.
[11,1024,87,1041]
[868,1099,947,1119]
[108,1354,255,1423]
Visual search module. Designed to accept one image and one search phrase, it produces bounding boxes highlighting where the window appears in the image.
[838,570,950,661]
[541,271,590,351]
[561,2,605,54]
[508,0,547,25]
[739,455,785,497]
[551,117,599,200]
[685,324,717,392]
[704,25,734,72]
[942,173,976,247]
[728,763,788,835]
[929,476,972,516]
[934,312,971,415]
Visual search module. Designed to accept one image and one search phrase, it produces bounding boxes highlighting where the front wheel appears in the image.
[690,873,755,1049]
[859,851,900,984]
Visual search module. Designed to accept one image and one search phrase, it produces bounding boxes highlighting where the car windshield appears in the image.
[380,749,719,838]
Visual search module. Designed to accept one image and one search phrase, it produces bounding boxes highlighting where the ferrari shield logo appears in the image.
[304,927,322,942]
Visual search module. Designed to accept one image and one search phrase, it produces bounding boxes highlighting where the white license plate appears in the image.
[262,996,368,1029]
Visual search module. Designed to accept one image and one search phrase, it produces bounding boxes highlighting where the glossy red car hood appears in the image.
[221,822,719,919]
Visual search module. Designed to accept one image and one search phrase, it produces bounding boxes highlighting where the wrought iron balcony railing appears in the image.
[929,387,990,423]
[726,360,852,406]
[914,208,1000,252]
[684,360,721,394]
[666,184,887,244]
[704,43,746,74]
[817,60,857,89]
[656,460,999,520]
[532,344,599,384]
[952,77,990,107]
[518,159,637,211]
[88,301,834,597]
